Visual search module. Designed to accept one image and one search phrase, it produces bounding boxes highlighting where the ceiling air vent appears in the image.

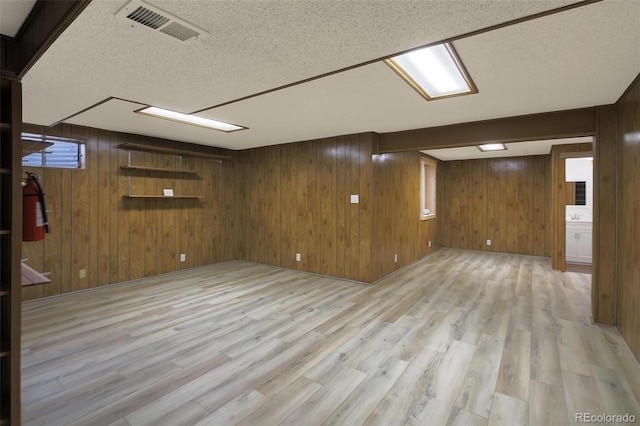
[160,22,200,42]
[126,6,169,29]
[116,0,210,42]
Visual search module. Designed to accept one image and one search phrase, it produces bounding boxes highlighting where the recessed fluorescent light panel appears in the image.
[385,42,478,101]
[135,106,246,132]
[477,143,507,152]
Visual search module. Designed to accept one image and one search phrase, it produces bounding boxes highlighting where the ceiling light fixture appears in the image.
[384,42,478,101]
[477,143,507,152]
[135,106,246,132]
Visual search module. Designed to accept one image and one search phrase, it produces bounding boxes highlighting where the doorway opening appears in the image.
[565,156,593,273]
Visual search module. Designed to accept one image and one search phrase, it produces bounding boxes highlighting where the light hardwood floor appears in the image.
[22,248,640,425]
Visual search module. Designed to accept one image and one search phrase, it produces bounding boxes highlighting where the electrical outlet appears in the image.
[486,239,492,246]
[79,269,86,279]
[394,254,398,263]
[180,253,186,262]
[350,194,359,204]
[296,253,301,262]
[428,240,432,247]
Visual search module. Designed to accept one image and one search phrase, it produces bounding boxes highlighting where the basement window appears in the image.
[21,133,86,169]
[420,157,437,220]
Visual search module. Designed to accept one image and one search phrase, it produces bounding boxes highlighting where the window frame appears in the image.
[420,156,437,221]
[21,133,86,169]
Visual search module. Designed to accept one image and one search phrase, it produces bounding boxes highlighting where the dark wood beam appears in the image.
[0,0,91,78]
[0,36,20,77]
[377,107,597,153]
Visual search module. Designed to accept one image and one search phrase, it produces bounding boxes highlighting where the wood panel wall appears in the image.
[593,106,617,325]
[441,156,550,257]
[0,75,23,426]
[224,133,375,283]
[418,217,440,260]
[616,74,640,361]
[219,137,443,284]
[21,123,232,301]
[21,127,444,294]
[371,151,441,281]
[550,143,593,271]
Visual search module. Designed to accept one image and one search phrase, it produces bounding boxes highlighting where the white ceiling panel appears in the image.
[422,137,593,161]
[64,98,241,147]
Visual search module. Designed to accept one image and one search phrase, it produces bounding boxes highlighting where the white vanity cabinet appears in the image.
[566,221,592,264]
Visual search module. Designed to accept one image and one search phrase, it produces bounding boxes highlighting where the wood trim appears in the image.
[119,143,231,160]
[0,76,23,426]
[0,36,19,75]
[560,151,593,159]
[50,97,121,127]
[616,72,640,104]
[378,107,596,153]
[550,143,592,272]
[190,1,600,114]
[11,78,23,426]
[592,105,616,325]
[15,1,92,78]
[123,195,204,199]
[120,165,198,174]
[615,74,640,360]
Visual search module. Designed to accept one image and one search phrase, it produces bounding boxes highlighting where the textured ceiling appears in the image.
[16,0,640,152]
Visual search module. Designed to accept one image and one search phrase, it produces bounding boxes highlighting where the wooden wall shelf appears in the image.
[119,143,231,160]
[120,143,209,199]
[124,195,203,199]
[120,165,198,174]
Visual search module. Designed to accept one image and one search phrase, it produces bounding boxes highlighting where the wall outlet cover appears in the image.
[350,194,359,204]
[486,239,492,246]
[180,253,186,262]
[296,253,301,262]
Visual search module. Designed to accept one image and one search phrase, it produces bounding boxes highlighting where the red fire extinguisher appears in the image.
[23,172,49,242]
